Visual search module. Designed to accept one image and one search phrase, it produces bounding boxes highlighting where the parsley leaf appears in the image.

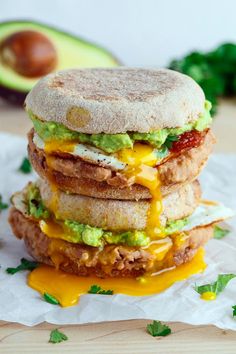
[164,135,178,149]
[18,157,32,174]
[49,329,68,344]
[43,293,60,305]
[6,258,38,274]
[146,320,171,337]
[232,305,236,317]
[88,284,113,295]
[195,274,236,297]
[214,225,230,239]
[155,145,169,159]
[0,195,8,211]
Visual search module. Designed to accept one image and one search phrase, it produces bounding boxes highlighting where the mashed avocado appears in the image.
[29,101,212,154]
[30,112,133,153]
[132,101,212,148]
[64,220,149,247]
[61,218,190,247]
[165,218,188,235]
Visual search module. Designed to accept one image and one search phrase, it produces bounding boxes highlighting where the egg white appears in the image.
[33,133,125,170]
[181,203,234,231]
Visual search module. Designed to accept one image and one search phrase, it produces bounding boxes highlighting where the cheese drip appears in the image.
[117,143,164,239]
[28,248,206,307]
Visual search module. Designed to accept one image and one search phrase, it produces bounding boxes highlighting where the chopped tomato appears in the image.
[170,129,207,153]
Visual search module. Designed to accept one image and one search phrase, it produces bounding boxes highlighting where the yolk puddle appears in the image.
[200,291,216,301]
[200,199,218,206]
[117,143,164,239]
[28,248,206,307]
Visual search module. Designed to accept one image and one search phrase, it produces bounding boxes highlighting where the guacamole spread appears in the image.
[65,220,149,247]
[29,100,212,154]
[58,217,190,247]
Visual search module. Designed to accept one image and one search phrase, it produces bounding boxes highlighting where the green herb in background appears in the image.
[232,305,236,317]
[18,157,32,174]
[169,43,236,115]
[49,329,68,344]
[6,258,38,274]
[214,225,230,239]
[88,284,113,295]
[146,320,171,337]
[194,274,236,297]
[43,293,60,305]
[0,195,8,211]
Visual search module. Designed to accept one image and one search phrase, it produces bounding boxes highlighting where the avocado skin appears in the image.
[0,20,120,105]
[0,85,26,105]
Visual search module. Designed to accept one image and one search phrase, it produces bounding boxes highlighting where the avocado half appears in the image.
[0,20,120,104]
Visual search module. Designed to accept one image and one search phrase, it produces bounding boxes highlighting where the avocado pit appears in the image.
[0,30,57,77]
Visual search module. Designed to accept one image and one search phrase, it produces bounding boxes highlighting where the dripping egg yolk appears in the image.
[117,143,164,239]
[44,140,76,154]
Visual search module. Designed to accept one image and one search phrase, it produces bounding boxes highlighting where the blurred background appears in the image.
[1,0,236,67]
[1,0,236,150]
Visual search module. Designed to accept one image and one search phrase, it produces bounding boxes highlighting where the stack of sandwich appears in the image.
[9,68,233,283]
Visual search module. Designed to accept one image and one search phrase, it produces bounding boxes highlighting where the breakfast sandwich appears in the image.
[9,68,234,282]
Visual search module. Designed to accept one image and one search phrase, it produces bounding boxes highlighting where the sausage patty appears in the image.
[9,207,213,278]
[28,129,215,200]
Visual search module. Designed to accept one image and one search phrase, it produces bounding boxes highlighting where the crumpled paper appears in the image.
[0,132,236,329]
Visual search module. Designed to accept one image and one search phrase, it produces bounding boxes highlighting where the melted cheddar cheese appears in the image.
[28,248,206,307]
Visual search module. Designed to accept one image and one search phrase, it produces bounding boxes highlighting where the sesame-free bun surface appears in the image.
[25,68,205,134]
[36,179,201,231]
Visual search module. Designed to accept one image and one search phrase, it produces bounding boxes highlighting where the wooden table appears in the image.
[1,99,236,354]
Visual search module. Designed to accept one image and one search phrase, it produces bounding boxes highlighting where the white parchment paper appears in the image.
[0,132,236,328]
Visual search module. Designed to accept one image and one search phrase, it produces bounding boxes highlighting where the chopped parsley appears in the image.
[169,43,236,115]
[43,293,60,305]
[6,258,38,274]
[18,157,32,174]
[232,305,236,317]
[155,145,169,159]
[163,135,179,149]
[88,284,113,295]
[49,329,68,344]
[0,195,8,211]
[195,274,236,297]
[213,225,230,239]
[146,320,171,337]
